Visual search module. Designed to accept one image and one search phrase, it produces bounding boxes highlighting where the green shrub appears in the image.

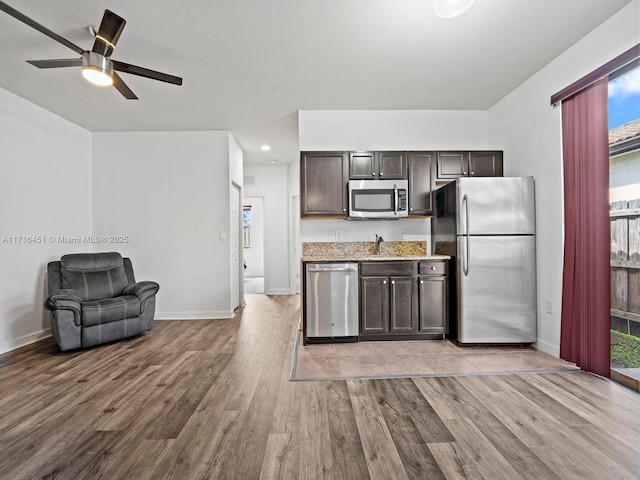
[611,330,640,368]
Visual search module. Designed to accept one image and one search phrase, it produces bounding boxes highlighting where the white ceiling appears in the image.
[0,0,633,164]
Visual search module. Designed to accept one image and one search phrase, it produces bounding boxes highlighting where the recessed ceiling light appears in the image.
[261,145,271,151]
[268,159,278,164]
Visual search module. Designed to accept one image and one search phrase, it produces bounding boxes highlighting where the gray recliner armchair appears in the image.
[45,252,159,351]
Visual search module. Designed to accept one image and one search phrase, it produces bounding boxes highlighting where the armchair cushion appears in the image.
[82,295,141,327]
[60,253,128,301]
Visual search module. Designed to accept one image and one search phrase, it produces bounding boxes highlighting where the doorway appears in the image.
[243,196,265,294]
[608,64,640,391]
[231,183,243,309]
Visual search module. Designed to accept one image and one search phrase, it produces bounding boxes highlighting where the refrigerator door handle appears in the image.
[463,194,470,277]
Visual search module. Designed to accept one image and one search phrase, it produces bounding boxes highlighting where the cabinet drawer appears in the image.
[360,261,417,277]
[419,261,447,276]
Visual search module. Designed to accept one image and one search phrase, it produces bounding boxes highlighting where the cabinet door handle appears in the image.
[471,171,474,175]
[342,208,346,212]
[382,280,387,285]
[420,280,424,285]
[391,280,395,285]
[380,172,384,176]
[431,266,436,270]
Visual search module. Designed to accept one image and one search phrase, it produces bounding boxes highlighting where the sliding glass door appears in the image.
[609,65,640,391]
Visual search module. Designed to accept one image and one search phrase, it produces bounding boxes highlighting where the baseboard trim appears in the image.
[0,328,52,355]
[535,338,560,357]
[265,288,295,295]
[155,311,234,320]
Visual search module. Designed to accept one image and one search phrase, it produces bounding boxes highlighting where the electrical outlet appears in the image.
[335,230,342,241]
[545,300,553,314]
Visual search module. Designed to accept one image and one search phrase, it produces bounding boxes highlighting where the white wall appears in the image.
[487,0,640,356]
[0,87,92,354]
[92,131,241,319]
[243,164,292,294]
[611,150,640,189]
[298,109,489,246]
[299,110,489,151]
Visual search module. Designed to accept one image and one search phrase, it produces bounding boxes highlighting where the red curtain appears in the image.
[560,78,611,377]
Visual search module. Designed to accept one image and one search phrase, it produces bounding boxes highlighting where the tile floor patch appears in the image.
[291,335,580,381]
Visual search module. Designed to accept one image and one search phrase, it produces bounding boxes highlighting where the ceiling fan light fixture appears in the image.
[81,51,113,86]
[432,0,476,18]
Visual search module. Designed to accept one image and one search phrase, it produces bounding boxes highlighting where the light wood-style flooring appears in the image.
[1,294,639,480]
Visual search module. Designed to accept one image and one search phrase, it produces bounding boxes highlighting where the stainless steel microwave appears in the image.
[348,179,408,219]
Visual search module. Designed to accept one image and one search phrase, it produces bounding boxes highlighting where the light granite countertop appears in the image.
[302,241,450,262]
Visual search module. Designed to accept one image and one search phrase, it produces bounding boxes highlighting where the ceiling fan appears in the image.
[0,1,182,99]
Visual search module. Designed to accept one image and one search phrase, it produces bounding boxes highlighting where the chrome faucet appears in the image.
[374,234,384,255]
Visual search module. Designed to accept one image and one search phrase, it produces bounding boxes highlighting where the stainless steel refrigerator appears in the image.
[432,177,536,344]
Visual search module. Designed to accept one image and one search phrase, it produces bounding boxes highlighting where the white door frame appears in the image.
[231,182,244,308]
[290,195,301,294]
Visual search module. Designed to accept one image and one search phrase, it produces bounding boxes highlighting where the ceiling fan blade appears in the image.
[26,58,82,68]
[112,72,138,100]
[0,1,84,55]
[92,9,126,57]
[113,60,183,86]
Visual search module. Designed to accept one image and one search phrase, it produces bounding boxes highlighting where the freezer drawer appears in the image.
[457,235,536,343]
[305,263,359,339]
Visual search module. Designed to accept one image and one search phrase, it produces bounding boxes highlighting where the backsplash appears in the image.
[303,241,428,259]
[300,217,430,246]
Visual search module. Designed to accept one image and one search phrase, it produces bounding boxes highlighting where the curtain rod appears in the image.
[550,43,639,106]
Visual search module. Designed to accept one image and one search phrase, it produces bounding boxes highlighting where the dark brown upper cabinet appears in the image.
[469,151,503,177]
[407,151,435,216]
[300,152,348,217]
[436,151,503,181]
[349,151,407,180]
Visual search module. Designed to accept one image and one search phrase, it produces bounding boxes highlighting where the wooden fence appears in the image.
[610,199,640,337]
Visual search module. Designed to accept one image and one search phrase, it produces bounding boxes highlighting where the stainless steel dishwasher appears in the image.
[305,262,359,342]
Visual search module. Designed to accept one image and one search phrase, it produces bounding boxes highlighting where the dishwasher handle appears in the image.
[307,264,358,273]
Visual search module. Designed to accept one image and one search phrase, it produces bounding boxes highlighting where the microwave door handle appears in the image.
[394,184,398,216]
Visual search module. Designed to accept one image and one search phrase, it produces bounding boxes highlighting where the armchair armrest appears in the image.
[45,289,83,326]
[123,281,159,303]
[45,289,83,310]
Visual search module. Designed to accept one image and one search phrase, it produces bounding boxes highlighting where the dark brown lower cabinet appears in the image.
[359,260,448,340]
[360,276,389,334]
[418,276,447,335]
[361,275,417,335]
[389,277,417,333]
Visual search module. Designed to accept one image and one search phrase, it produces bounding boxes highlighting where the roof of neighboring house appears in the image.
[610,119,640,156]
[610,118,640,145]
